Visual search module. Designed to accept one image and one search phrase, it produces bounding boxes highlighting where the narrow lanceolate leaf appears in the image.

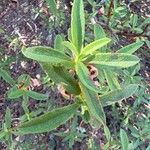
[22,46,74,67]
[94,24,106,40]
[41,64,81,95]
[0,69,15,85]
[5,108,11,129]
[18,103,79,134]
[62,41,78,56]
[100,84,138,106]
[104,69,121,90]
[94,24,107,52]
[76,62,100,93]
[81,38,111,57]
[90,53,140,68]
[26,91,48,100]
[7,86,25,99]
[71,0,85,52]
[45,0,57,16]
[120,129,129,150]
[80,84,106,125]
[0,131,6,139]
[54,35,64,51]
[117,41,144,54]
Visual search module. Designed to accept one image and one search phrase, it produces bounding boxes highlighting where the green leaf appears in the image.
[54,35,64,51]
[94,24,106,40]
[41,64,81,95]
[80,84,106,126]
[94,24,107,52]
[62,41,78,56]
[81,38,111,57]
[104,69,121,90]
[5,108,11,129]
[117,41,144,54]
[45,0,57,16]
[0,69,15,85]
[120,129,129,150]
[0,131,6,139]
[22,46,74,67]
[26,91,48,100]
[76,62,100,93]
[100,84,138,106]
[90,53,140,68]
[104,126,111,141]
[7,86,25,99]
[18,103,80,134]
[71,0,85,52]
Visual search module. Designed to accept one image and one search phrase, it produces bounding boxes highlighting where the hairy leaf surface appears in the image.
[22,46,73,67]
[90,53,140,68]
[18,103,79,134]
[71,0,85,52]
[100,84,138,106]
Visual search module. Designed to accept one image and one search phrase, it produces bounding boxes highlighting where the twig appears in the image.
[106,0,114,25]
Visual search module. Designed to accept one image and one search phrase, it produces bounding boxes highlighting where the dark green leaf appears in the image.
[100,84,138,106]
[80,84,106,126]
[18,103,80,134]
[45,0,57,16]
[76,62,100,93]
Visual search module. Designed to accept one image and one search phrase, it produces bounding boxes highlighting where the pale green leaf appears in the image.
[117,41,144,54]
[80,84,106,125]
[90,53,140,68]
[62,41,78,56]
[94,24,107,52]
[94,24,106,40]
[76,62,100,93]
[100,84,138,106]
[26,91,48,100]
[81,38,111,56]
[7,86,25,99]
[5,108,11,129]
[22,46,73,67]
[18,103,80,134]
[120,129,129,150]
[71,0,85,52]
[54,35,64,51]
[0,131,6,139]
[0,69,15,85]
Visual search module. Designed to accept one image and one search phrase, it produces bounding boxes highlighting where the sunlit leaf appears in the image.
[71,0,85,52]
[90,53,140,68]
[22,46,74,67]
[62,41,78,55]
[81,38,111,56]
